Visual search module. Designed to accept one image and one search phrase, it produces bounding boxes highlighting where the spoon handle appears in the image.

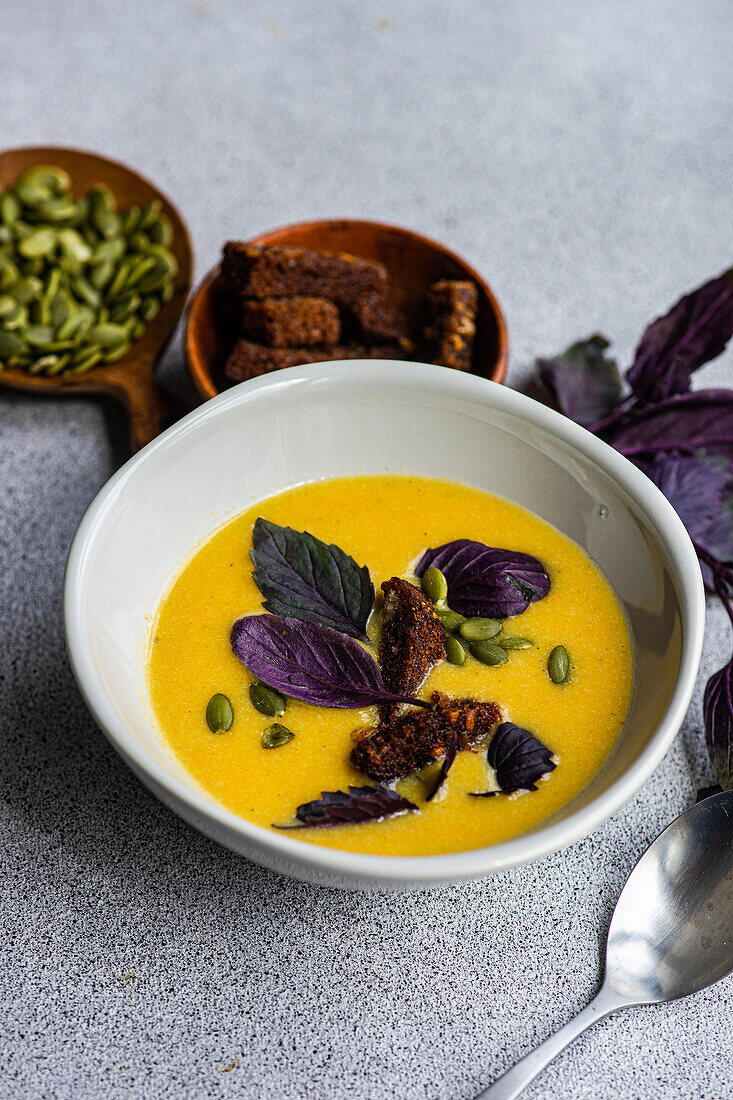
[474,985,625,1100]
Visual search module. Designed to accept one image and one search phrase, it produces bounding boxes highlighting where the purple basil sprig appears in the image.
[470,721,556,796]
[416,540,550,619]
[425,730,458,802]
[273,785,418,829]
[534,267,733,790]
[231,614,431,710]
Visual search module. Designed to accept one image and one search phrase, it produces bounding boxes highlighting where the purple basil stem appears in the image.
[273,785,419,829]
[231,614,430,710]
[425,731,458,802]
[417,539,550,619]
[703,657,733,791]
[627,268,733,405]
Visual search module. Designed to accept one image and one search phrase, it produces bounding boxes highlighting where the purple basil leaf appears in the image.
[470,721,556,795]
[627,268,733,404]
[703,656,733,791]
[600,389,733,463]
[636,450,733,585]
[425,730,458,802]
[231,614,429,709]
[251,518,374,639]
[417,540,550,618]
[536,334,622,428]
[274,784,419,828]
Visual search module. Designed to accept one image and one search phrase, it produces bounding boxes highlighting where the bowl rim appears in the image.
[184,216,509,401]
[64,361,705,885]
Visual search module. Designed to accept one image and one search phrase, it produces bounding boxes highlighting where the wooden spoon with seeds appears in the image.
[0,146,193,452]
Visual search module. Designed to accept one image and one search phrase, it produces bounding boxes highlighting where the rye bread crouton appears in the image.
[378,577,446,720]
[221,243,387,305]
[424,279,478,371]
[241,296,341,347]
[350,692,502,782]
[224,339,412,382]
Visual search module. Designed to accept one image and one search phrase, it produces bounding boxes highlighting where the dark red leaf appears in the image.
[536,335,622,428]
[703,657,733,791]
[600,389,733,463]
[425,730,458,802]
[627,268,733,404]
[471,721,556,795]
[273,785,419,828]
[231,614,430,710]
[416,540,550,619]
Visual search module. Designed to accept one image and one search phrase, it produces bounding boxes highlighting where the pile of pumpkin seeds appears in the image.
[0,165,177,376]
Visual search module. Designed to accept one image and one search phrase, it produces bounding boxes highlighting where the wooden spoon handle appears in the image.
[110,369,189,452]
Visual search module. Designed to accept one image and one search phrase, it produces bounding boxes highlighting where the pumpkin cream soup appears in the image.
[148,475,633,856]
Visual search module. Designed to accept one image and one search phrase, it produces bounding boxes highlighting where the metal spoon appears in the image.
[476,789,733,1099]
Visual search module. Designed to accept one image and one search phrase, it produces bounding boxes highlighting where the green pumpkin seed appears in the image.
[0,294,16,317]
[15,181,54,207]
[470,640,508,666]
[261,723,295,749]
[120,205,141,235]
[421,566,448,605]
[140,296,160,322]
[87,322,128,348]
[444,634,468,666]
[109,292,141,323]
[148,214,173,247]
[206,693,233,733]
[93,207,122,239]
[10,276,43,304]
[24,325,56,348]
[102,340,130,363]
[72,275,101,308]
[249,681,286,717]
[160,281,174,303]
[130,318,145,341]
[0,192,21,226]
[90,260,115,290]
[497,636,533,650]
[49,291,72,327]
[548,645,570,685]
[124,254,158,289]
[32,197,78,223]
[57,227,92,264]
[89,184,117,215]
[43,353,71,376]
[134,260,169,294]
[0,331,26,356]
[2,301,28,329]
[460,617,502,641]
[66,347,103,374]
[17,227,56,258]
[91,236,126,264]
[19,165,71,194]
[27,354,60,375]
[138,199,161,230]
[0,257,19,289]
[436,607,467,634]
[105,259,132,300]
[128,230,151,253]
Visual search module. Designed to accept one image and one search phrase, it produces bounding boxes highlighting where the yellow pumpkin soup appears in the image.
[148,475,633,856]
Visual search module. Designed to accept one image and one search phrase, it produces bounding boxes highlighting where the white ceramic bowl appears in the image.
[64,361,705,890]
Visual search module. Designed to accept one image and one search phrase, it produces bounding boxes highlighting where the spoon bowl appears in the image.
[0,146,193,451]
[478,789,733,1098]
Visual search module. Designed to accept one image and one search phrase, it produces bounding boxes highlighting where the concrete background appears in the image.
[1,1,731,1097]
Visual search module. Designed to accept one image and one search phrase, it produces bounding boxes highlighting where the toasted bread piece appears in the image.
[350,692,502,781]
[221,243,387,304]
[224,339,411,382]
[241,296,341,347]
[424,279,478,371]
[378,578,445,720]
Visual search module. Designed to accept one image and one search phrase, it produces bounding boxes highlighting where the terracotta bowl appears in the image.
[185,219,508,401]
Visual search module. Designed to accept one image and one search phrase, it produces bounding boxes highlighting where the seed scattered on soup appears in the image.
[148,476,633,857]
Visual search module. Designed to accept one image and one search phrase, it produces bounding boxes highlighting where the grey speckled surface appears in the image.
[2,1,732,1097]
